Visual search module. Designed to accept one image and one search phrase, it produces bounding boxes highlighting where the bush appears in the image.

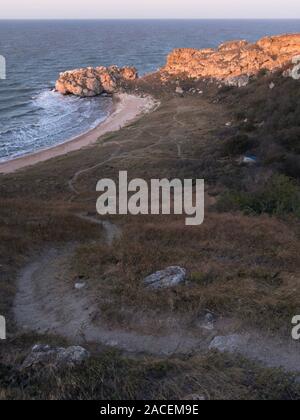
[223,134,252,156]
[276,127,300,154]
[221,74,300,181]
[217,175,300,216]
[282,154,300,179]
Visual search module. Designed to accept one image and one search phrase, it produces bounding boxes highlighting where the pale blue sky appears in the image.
[1,0,300,19]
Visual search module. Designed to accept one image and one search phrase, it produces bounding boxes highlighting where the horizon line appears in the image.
[1,17,300,20]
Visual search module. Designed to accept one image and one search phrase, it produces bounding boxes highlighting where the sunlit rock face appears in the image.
[55,66,138,97]
[162,34,300,85]
[55,34,300,95]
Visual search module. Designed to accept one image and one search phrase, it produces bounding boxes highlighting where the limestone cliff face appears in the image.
[163,34,300,84]
[55,66,138,97]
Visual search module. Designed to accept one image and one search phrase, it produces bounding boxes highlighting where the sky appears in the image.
[1,0,300,19]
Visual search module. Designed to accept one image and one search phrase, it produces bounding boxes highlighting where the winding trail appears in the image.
[14,213,206,356]
[76,213,121,246]
[68,147,122,195]
[68,127,167,193]
[13,212,300,370]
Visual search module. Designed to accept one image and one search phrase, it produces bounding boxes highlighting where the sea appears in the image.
[0,19,299,162]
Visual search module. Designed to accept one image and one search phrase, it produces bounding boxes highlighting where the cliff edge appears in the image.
[162,34,300,85]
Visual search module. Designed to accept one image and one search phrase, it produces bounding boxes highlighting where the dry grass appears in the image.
[71,211,300,333]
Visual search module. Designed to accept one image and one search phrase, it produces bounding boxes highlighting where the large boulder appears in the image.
[144,266,187,289]
[21,345,90,369]
[55,65,138,97]
[163,34,300,85]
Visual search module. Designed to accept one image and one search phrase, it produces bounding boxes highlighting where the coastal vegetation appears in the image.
[0,35,300,400]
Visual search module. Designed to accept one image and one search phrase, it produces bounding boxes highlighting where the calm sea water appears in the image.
[0,19,300,161]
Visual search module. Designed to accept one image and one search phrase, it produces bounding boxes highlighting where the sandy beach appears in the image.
[0,93,156,174]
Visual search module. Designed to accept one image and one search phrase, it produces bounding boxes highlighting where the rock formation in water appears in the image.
[55,65,138,97]
[162,34,300,86]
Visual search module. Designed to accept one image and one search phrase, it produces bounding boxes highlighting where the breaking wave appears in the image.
[0,90,112,162]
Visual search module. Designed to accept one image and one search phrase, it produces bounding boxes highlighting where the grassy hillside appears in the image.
[0,72,299,400]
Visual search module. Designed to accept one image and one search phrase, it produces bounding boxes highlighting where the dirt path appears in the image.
[75,213,121,246]
[14,213,207,356]
[212,332,300,373]
[68,147,122,195]
[14,214,300,369]
[14,249,205,356]
[68,126,165,197]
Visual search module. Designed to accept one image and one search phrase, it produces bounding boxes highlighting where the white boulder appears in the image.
[144,266,187,289]
[22,345,90,369]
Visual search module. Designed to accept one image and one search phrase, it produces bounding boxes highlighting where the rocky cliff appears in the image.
[55,65,138,97]
[55,34,300,97]
[162,34,300,85]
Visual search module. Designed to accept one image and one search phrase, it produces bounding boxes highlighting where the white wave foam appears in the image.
[0,89,112,162]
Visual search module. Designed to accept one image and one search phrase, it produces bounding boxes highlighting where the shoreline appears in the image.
[0,93,157,175]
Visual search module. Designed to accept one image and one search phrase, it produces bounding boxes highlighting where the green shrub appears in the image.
[217,175,300,216]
